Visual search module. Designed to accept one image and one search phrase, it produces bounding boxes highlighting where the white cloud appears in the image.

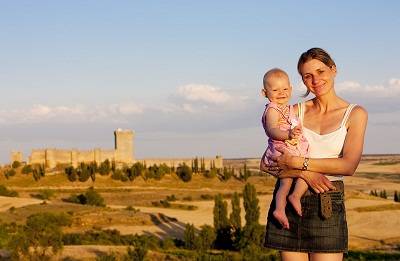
[174,83,250,114]
[336,78,400,98]
[109,103,144,115]
[0,102,144,125]
[30,104,52,116]
[177,84,233,104]
[182,103,196,113]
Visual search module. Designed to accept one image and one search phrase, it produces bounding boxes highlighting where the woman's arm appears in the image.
[277,106,368,176]
[261,167,336,193]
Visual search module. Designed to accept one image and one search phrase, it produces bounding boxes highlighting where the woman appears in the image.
[263,48,368,261]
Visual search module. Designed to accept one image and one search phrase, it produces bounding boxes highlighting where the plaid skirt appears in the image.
[264,180,348,253]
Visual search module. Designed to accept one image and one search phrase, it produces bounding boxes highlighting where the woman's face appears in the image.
[299,59,336,97]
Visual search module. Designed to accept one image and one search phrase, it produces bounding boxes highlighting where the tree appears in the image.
[220,166,233,181]
[65,166,77,182]
[38,164,45,177]
[125,238,148,261]
[176,163,192,182]
[4,169,16,179]
[240,183,265,248]
[200,158,205,173]
[394,191,399,202]
[213,194,232,249]
[22,164,33,174]
[240,163,251,181]
[193,157,199,173]
[183,223,196,250]
[195,225,215,251]
[243,183,259,225]
[85,187,106,207]
[98,159,111,175]
[230,192,242,248]
[12,161,21,169]
[0,223,10,249]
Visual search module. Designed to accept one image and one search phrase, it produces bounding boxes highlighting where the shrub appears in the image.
[200,194,214,200]
[126,206,140,213]
[166,194,177,201]
[183,223,196,250]
[96,252,117,261]
[63,187,105,207]
[12,161,21,169]
[152,200,171,208]
[8,212,71,260]
[0,185,18,197]
[126,162,145,181]
[176,163,192,182]
[125,239,148,261]
[65,166,77,182]
[22,164,33,174]
[111,169,123,180]
[4,169,16,179]
[85,187,106,207]
[219,167,234,181]
[77,164,90,182]
[98,159,111,175]
[0,223,10,249]
[31,189,55,200]
[182,196,193,201]
[161,237,176,249]
[146,164,166,180]
[195,224,215,250]
[203,168,217,179]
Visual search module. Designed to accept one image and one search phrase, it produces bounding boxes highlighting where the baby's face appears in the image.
[264,75,292,105]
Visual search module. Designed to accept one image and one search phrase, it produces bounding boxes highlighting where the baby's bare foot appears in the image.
[288,194,302,216]
[273,209,290,229]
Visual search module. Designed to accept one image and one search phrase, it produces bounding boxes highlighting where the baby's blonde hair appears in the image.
[263,68,289,89]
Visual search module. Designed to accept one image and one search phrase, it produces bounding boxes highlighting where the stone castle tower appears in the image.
[114,129,134,164]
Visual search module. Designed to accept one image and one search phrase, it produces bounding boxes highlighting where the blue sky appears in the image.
[1,1,400,163]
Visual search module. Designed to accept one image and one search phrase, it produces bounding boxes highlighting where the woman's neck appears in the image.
[311,91,345,113]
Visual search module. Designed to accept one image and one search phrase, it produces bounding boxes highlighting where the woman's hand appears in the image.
[274,147,299,170]
[260,151,281,177]
[300,171,336,193]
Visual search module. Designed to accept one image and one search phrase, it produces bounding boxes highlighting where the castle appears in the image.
[11,129,223,170]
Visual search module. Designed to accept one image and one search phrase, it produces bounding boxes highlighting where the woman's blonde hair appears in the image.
[297,48,336,97]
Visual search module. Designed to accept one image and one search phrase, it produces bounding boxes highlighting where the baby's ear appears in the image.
[261,88,267,97]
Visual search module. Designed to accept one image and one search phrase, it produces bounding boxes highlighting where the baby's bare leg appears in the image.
[273,178,293,229]
[288,178,308,216]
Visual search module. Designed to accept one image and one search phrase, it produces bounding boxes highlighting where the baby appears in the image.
[260,68,309,229]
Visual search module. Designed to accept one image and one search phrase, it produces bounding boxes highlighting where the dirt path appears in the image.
[0,196,44,212]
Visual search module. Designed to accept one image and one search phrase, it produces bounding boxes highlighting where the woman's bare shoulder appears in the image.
[347,105,368,127]
[351,105,368,118]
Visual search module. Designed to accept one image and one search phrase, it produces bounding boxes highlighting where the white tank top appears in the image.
[298,102,357,181]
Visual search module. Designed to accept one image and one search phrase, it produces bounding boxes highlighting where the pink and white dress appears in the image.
[262,102,309,166]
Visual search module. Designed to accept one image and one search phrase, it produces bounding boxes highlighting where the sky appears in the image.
[1,1,400,164]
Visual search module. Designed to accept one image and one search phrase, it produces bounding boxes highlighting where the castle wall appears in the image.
[29,150,46,165]
[100,150,116,162]
[77,150,95,163]
[51,149,72,164]
[22,129,224,171]
[11,151,23,163]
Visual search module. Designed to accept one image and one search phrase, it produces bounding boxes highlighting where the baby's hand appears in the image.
[289,125,302,139]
